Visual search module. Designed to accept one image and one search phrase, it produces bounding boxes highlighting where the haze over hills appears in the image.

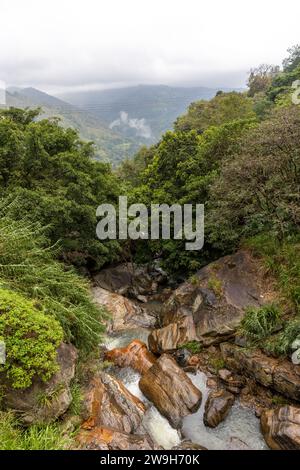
[60,84,239,144]
[5,87,138,164]
[5,84,240,164]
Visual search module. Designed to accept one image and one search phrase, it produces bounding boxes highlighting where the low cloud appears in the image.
[109,111,152,139]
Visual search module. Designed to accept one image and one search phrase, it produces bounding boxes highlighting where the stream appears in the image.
[105,328,267,450]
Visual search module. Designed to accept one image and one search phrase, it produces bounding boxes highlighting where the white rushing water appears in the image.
[182,372,268,450]
[105,329,267,450]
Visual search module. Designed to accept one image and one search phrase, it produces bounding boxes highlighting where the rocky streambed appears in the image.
[76,251,300,450]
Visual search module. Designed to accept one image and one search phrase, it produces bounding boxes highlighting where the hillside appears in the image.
[6,87,138,164]
[60,84,239,143]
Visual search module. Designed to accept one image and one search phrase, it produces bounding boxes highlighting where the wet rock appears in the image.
[203,389,234,428]
[174,348,191,367]
[82,372,146,433]
[78,426,159,450]
[261,406,300,450]
[104,340,156,375]
[148,316,197,354]
[139,354,202,429]
[221,343,300,401]
[2,342,77,424]
[218,368,245,391]
[172,440,207,450]
[149,251,269,351]
[93,262,166,300]
[92,287,156,332]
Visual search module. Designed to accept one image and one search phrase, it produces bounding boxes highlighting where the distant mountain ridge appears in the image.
[60,84,239,144]
[6,87,138,164]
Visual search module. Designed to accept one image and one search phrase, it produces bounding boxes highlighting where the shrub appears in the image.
[0,210,108,352]
[240,304,282,343]
[0,288,63,389]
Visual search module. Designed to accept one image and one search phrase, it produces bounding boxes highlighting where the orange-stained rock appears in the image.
[105,340,156,375]
[81,372,146,434]
[77,426,159,450]
[139,354,202,429]
[261,406,300,450]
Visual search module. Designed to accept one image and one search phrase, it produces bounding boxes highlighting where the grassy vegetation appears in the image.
[0,411,74,450]
[0,210,108,355]
[239,304,282,343]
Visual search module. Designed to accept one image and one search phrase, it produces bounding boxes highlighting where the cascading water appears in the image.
[105,328,267,450]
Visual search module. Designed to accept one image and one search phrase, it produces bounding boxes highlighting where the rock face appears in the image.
[93,262,166,300]
[92,287,156,332]
[261,406,300,450]
[221,343,300,401]
[203,389,234,428]
[2,343,77,424]
[105,340,156,375]
[78,427,159,450]
[148,251,268,353]
[82,372,146,433]
[139,354,202,428]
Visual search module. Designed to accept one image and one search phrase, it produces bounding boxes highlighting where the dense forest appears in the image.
[0,45,299,449]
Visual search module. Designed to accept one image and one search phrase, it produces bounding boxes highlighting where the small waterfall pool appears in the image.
[104,329,267,450]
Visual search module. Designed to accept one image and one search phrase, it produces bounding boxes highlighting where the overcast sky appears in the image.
[1,0,299,94]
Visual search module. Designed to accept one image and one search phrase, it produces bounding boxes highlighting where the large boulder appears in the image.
[93,262,167,300]
[92,287,156,332]
[105,340,156,375]
[261,406,300,450]
[77,426,159,450]
[139,354,202,428]
[2,343,77,424]
[221,343,300,401]
[203,389,234,428]
[148,251,268,352]
[82,372,146,433]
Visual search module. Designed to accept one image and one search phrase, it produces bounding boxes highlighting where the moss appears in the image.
[0,288,63,389]
[209,357,225,371]
[180,341,202,354]
[207,275,223,297]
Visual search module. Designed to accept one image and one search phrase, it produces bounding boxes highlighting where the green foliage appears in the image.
[263,319,300,356]
[180,341,202,354]
[69,382,83,416]
[0,288,63,389]
[0,108,121,270]
[208,106,300,251]
[174,92,255,133]
[0,210,108,353]
[246,235,300,314]
[0,411,73,450]
[240,304,282,343]
[207,275,223,297]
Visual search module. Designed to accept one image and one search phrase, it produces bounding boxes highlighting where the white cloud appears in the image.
[110,111,152,139]
[0,0,299,92]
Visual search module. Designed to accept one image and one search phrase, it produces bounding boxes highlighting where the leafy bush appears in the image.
[0,288,63,389]
[0,411,73,450]
[0,108,121,270]
[0,210,108,353]
[240,304,282,343]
